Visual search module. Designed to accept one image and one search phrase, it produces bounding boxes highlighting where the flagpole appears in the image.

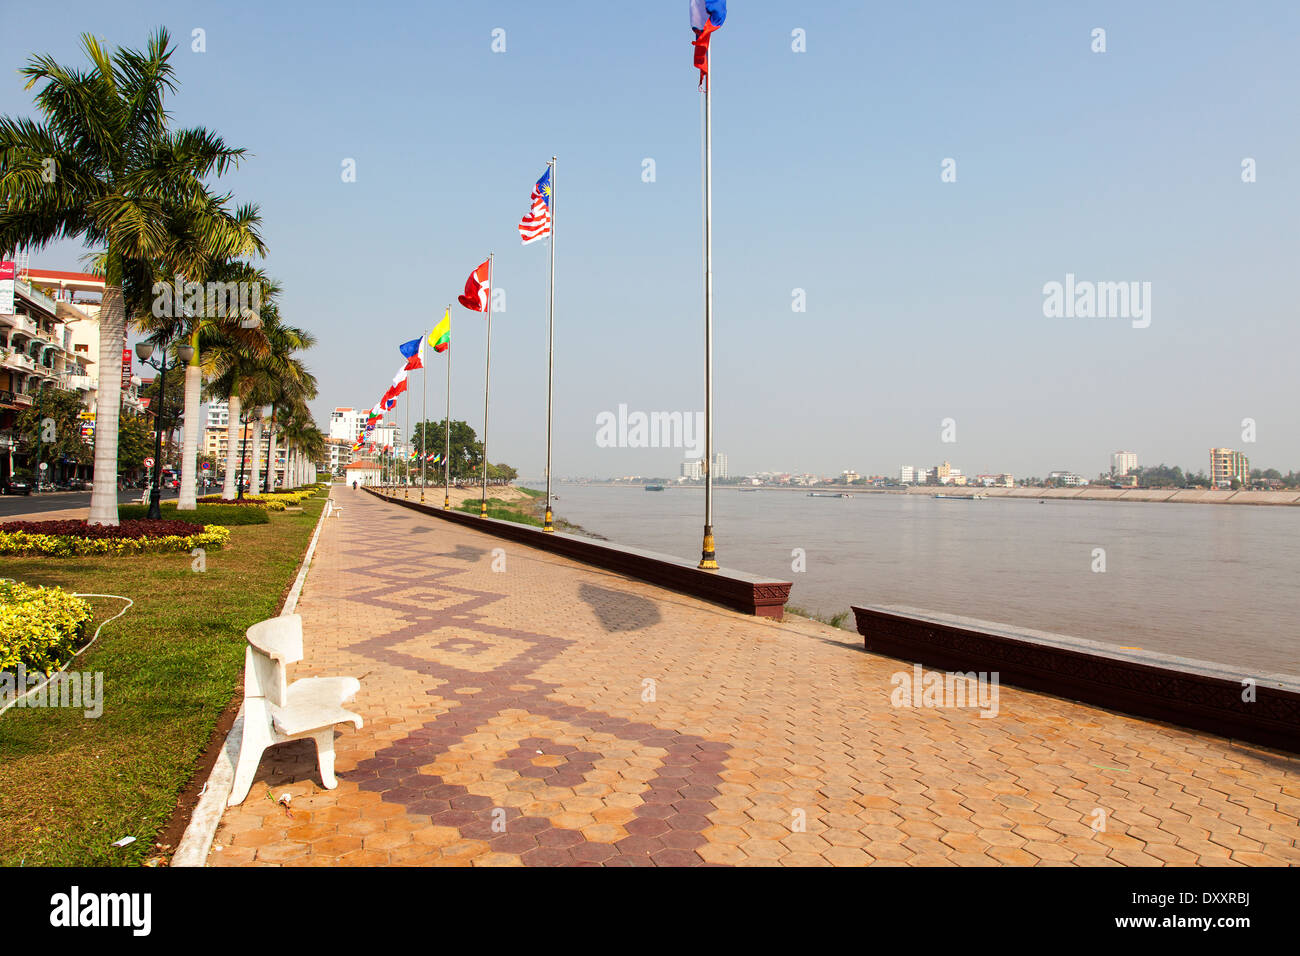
[403,385,409,498]
[420,339,427,501]
[481,255,493,517]
[699,57,718,570]
[445,305,452,509]
[543,156,557,532]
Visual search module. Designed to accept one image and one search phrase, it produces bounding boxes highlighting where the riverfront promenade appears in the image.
[207,486,1300,866]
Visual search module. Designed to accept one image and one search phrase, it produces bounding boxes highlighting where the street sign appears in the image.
[39,462,48,471]
[144,457,155,469]
[202,463,210,471]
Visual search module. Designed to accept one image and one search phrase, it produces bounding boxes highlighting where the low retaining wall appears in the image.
[852,604,1300,755]
[364,488,791,619]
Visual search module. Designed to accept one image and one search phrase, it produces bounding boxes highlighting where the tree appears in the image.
[14,387,92,475]
[137,260,269,509]
[115,412,154,473]
[411,419,487,479]
[0,29,263,523]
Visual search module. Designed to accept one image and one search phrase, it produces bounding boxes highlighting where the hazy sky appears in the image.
[3,1,1297,479]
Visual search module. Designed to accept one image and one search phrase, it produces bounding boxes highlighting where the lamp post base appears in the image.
[698,526,718,569]
[479,499,487,518]
[543,507,554,533]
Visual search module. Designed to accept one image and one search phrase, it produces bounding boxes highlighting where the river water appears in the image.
[544,484,1300,675]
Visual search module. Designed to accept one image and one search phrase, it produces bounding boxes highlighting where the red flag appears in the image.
[458,259,491,312]
[692,21,719,86]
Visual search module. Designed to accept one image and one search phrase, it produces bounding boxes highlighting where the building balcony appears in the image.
[65,373,95,391]
[2,350,36,372]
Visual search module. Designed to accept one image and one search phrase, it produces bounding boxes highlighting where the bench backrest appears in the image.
[244,614,305,708]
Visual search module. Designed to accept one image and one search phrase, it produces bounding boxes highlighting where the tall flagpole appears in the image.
[420,337,427,502]
[480,254,493,517]
[403,382,409,498]
[699,59,717,569]
[444,305,452,510]
[543,156,557,532]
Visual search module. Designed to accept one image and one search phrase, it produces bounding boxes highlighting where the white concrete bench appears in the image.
[228,614,363,807]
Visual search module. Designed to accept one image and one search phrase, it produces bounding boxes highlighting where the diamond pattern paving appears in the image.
[209,487,1300,866]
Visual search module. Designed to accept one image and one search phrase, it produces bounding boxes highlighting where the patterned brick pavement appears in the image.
[208,486,1300,866]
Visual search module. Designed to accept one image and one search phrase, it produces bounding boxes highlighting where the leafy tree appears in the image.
[14,387,92,470]
[116,413,154,472]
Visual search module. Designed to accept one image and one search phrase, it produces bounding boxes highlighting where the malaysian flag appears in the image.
[518,166,552,245]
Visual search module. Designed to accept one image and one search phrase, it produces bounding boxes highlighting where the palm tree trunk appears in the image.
[223,392,241,499]
[266,412,277,492]
[88,283,126,526]
[250,420,262,493]
[178,359,202,510]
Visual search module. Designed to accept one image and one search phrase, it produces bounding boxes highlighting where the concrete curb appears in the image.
[171,489,334,868]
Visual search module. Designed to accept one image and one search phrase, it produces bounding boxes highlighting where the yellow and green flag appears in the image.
[428,309,450,353]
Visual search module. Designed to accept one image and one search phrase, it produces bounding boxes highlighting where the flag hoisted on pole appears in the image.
[692,0,726,569]
[433,306,451,508]
[398,335,426,499]
[458,257,492,516]
[520,159,558,531]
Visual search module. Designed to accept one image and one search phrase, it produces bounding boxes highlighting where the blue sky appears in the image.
[2,1,1297,479]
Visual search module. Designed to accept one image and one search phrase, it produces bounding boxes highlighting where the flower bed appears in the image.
[197,495,285,511]
[0,519,231,556]
[246,491,312,507]
[0,582,93,674]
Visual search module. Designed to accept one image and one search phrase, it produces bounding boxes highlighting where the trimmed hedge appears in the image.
[0,522,231,556]
[0,582,93,674]
[118,503,269,526]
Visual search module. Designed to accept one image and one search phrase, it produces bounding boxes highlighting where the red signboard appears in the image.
[121,347,132,390]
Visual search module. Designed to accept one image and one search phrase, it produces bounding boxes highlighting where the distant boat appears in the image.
[739,488,760,493]
[934,493,986,500]
[808,492,849,498]
[645,484,664,492]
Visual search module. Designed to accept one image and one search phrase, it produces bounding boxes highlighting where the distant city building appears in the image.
[712,451,728,479]
[935,461,953,482]
[1210,448,1249,488]
[681,458,703,480]
[841,469,859,483]
[206,400,230,432]
[329,407,366,442]
[1048,470,1088,487]
[1111,450,1138,477]
[899,465,920,484]
[326,437,354,475]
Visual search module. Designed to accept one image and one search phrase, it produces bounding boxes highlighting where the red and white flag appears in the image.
[457,259,491,312]
[518,167,552,245]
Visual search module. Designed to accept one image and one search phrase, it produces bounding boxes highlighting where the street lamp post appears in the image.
[135,340,194,519]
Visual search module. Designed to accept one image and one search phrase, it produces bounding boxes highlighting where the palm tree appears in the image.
[263,366,318,492]
[280,404,325,488]
[0,29,264,524]
[137,261,270,509]
[207,302,313,498]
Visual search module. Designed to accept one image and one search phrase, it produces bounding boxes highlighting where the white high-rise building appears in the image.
[681,458,704,480]
[712,451,728,479]
[329,407,366,442]
[206,400,230,432]
[1111,450,1138,477]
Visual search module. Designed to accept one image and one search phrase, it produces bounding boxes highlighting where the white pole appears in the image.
[699,59,717,569]
[544,156,557,532]
[481,256,493,516]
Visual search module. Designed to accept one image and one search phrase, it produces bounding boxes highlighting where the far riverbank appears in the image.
[554,483,1300,507]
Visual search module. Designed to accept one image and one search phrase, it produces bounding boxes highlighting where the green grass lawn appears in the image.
[0,497,325,866]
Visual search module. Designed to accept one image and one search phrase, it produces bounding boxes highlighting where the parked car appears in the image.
[1,476,32,496]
